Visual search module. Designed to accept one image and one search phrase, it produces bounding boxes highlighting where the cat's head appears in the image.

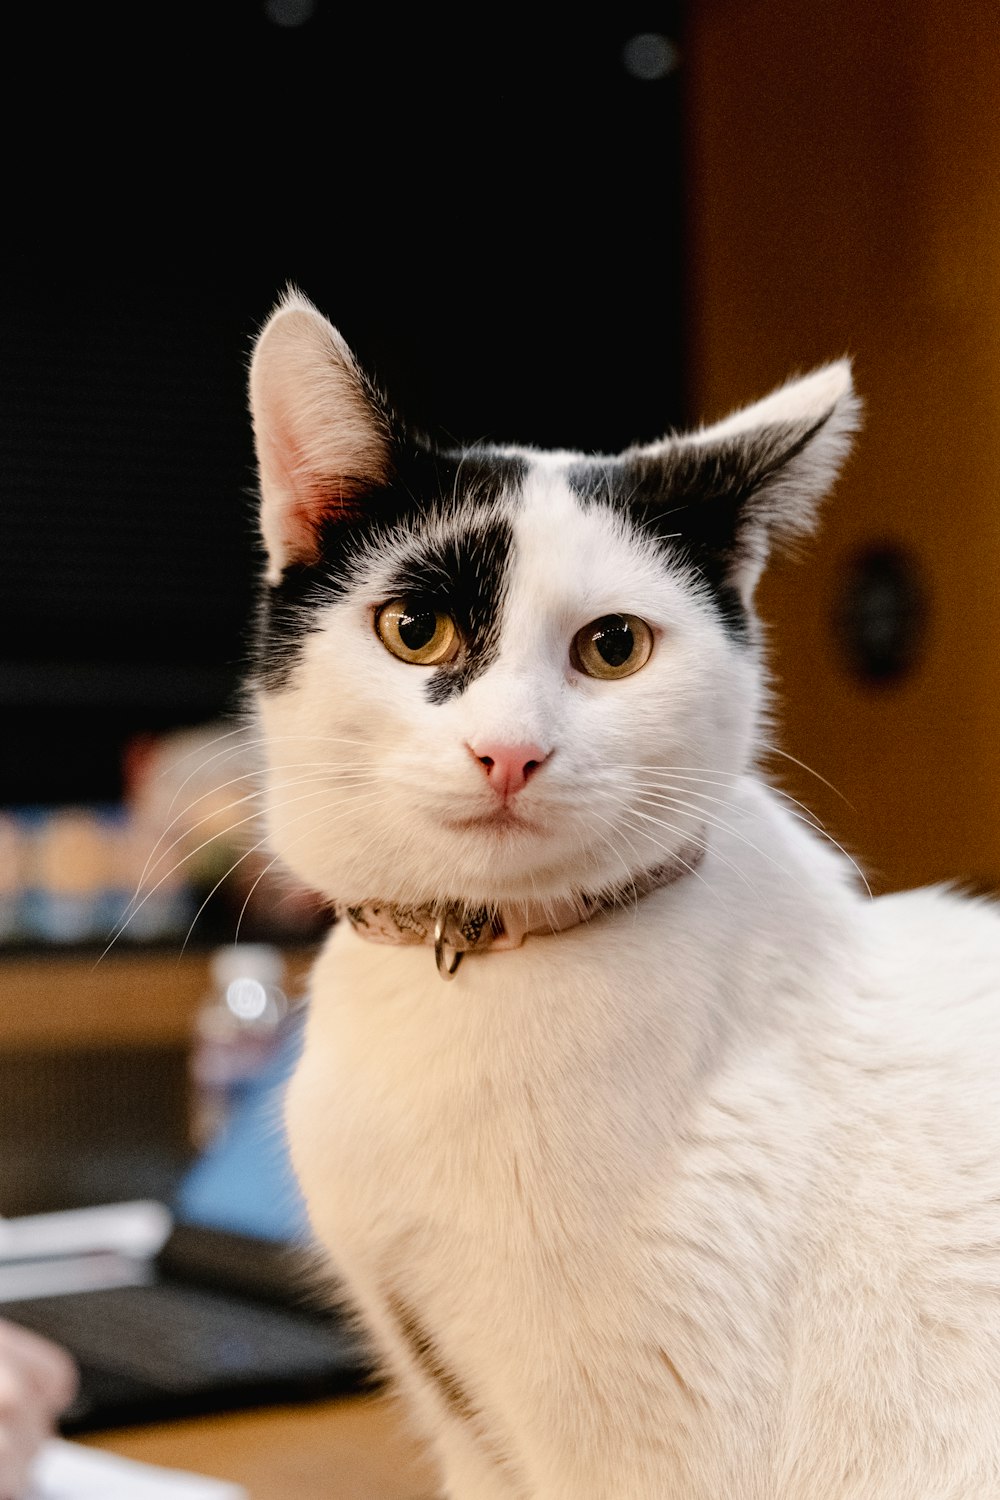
[248,289,858,913]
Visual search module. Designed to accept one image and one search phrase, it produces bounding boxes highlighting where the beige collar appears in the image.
[341,842,705,980]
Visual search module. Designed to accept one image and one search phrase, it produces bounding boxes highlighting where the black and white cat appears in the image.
[248,290,1000,1498]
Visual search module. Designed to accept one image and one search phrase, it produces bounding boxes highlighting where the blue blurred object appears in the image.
[175,1012,311,1242]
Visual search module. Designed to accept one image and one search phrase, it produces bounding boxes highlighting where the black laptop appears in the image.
[3,1220,374,1433]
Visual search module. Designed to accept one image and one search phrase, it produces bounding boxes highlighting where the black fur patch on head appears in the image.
[382,515,514,704]
[567,420,826,642]
[254,442,525,692]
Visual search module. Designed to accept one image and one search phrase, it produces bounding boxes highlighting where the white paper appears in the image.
[0,1250,155,1303]
[0,1201,173,1263]
[26,1438,248,1499]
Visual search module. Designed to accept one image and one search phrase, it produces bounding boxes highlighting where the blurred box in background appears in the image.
[0,721,331,955]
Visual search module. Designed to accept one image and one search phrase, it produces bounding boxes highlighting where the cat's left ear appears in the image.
[673,360,861,601]
[249,289,395,583]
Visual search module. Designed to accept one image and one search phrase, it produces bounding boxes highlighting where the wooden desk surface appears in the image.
[80,1392,439,1500]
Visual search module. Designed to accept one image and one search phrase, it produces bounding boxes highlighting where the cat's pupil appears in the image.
[593,615,634,667]
[398,608,438,651]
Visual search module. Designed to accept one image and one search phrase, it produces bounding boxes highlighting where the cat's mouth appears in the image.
[440,805,543,836]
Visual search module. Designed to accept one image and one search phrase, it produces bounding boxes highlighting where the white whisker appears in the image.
[102,776,383,958]
[629,791,791,879]
[178,787,390,955]
[757,741,856,810]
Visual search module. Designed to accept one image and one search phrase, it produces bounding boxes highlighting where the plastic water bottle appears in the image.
[190,944,289,1151]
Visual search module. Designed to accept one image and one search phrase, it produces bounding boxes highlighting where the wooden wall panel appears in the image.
[684,0,1000,893]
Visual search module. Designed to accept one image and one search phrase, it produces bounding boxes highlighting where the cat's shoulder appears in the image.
[863,883,1000,1037]
[870,881,1000,945]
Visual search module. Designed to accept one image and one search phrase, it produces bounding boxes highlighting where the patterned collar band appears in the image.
[341,841,706,981]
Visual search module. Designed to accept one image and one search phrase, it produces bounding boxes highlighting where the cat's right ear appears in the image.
[249,290,394,583]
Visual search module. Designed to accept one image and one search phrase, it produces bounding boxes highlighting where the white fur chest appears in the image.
[285,874,835,1497]
[288,903,697,1302]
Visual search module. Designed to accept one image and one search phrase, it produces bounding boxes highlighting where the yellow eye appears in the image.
[571,613,654,680]
[375,598,461,665]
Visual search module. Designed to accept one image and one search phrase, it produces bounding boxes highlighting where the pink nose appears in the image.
[468,742,549,797]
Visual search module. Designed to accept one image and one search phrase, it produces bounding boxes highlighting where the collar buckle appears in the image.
[433,914,463,980]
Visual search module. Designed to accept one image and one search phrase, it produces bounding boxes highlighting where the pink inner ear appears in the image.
[251,298,394,575]
[281,475,370,565]
[257,379,384,567]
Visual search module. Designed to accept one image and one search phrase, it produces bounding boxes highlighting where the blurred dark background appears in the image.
[1,9,686,807]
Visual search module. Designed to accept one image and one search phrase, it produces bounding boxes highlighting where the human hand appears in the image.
[0,1319,78,1499]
